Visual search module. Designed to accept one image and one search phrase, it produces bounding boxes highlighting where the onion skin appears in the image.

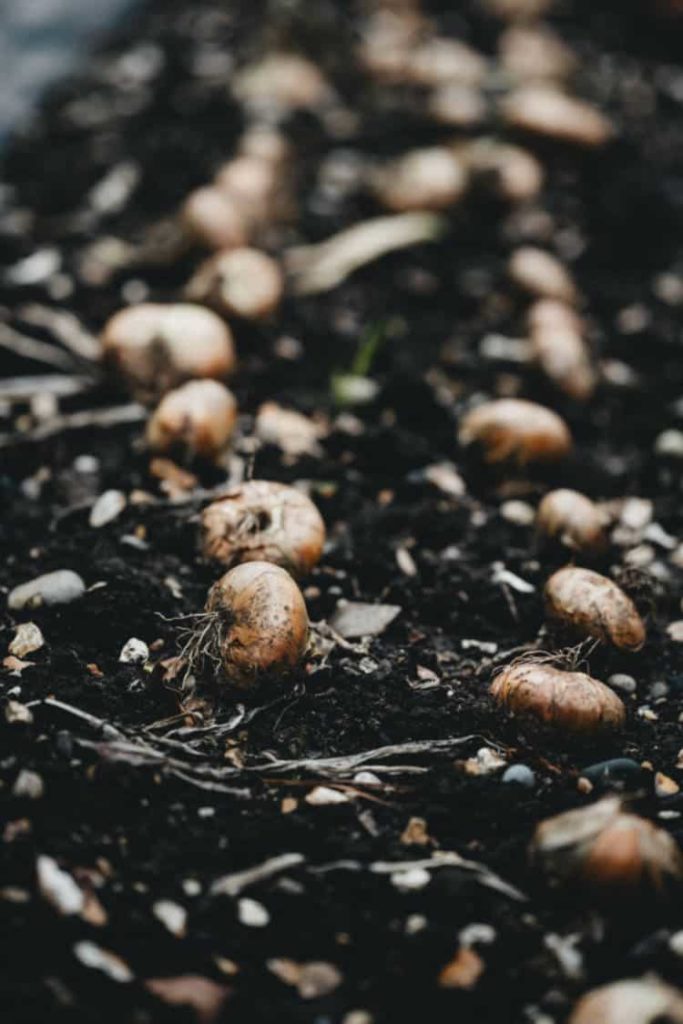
[544,566,646,651]
[569,980,683,1024]
[459,398,572,465]
[147,380,237,460]
[101,303,235,401]
[536,489,607,556]
[532,797,683,897]
[205,562,309,689]
[490,663,625,736]
[200,481,325,576]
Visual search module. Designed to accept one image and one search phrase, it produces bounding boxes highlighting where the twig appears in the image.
[0,402,146,449]
[33,697,124,740]
[249,737,478,777]
[17,304,101,362]
[0,375,94,401]
[285,213,445,295]
[0,322,79,371]
[211,853,306,897]
[369,852,526,901]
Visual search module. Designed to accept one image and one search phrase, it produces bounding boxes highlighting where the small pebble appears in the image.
[8,570,86,610]
[500,500,535,526]
[502,764,536,787]
[405,914,428,934]
[655,429,683,458]
[391,867,431,892]
[580,758,644,789]
[655,772,680,798]
[89,490,127,528]
[153,899,187,937]
[13,769,44,799]
[238,897,270,927]
[119,638,150,665]
[5,701,33,725]
[607,673,637,695]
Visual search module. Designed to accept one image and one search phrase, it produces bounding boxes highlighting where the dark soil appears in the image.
[1,1,682,1022]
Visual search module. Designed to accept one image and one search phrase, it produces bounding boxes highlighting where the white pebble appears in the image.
[13,769,44,799]
[238,897,270,927]
[9,570,85,610]
[305,785,351,806]
[391,867,431,892]
[90,490,126,528]
[37,855,85,916]
[73,941,133,983]
[119,637,149,665]
[153,899,187,937]
[655,429,683,458]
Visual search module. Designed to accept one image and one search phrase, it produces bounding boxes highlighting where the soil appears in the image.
[1,1,682,1022]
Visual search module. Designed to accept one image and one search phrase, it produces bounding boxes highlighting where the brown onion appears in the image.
[101,303,236,401]
[214,156,280,229]
[372,148,467,213]
[461,140,544,202]
[180,186,248,251]
[537,489,607,556]
[200,481,325,576]
[508,248,577,304]
[569,979,683,1024]
[186,247,284,322]
[204,562,309,689]
[532,797,683,896]
[544,566,646,651]
[233,54,330,112]
[499,25,575,82]
[528,299,596,401]
[490,662,625,736]
[146,380,237,460]
[458,398,572,465]
[502,86,614,147]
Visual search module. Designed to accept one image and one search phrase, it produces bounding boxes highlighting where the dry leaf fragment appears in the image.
[145,976,231,1023]
[400,817,431,846]
[329,601,401,639]
[5,700,33,725]
[267,959,342,999]
[438,948,485,989]
[8,622,44,658]
[3,655,34,675]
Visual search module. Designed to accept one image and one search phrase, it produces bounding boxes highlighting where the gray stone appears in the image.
[607,673,637,695]
[502,764,535,788]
